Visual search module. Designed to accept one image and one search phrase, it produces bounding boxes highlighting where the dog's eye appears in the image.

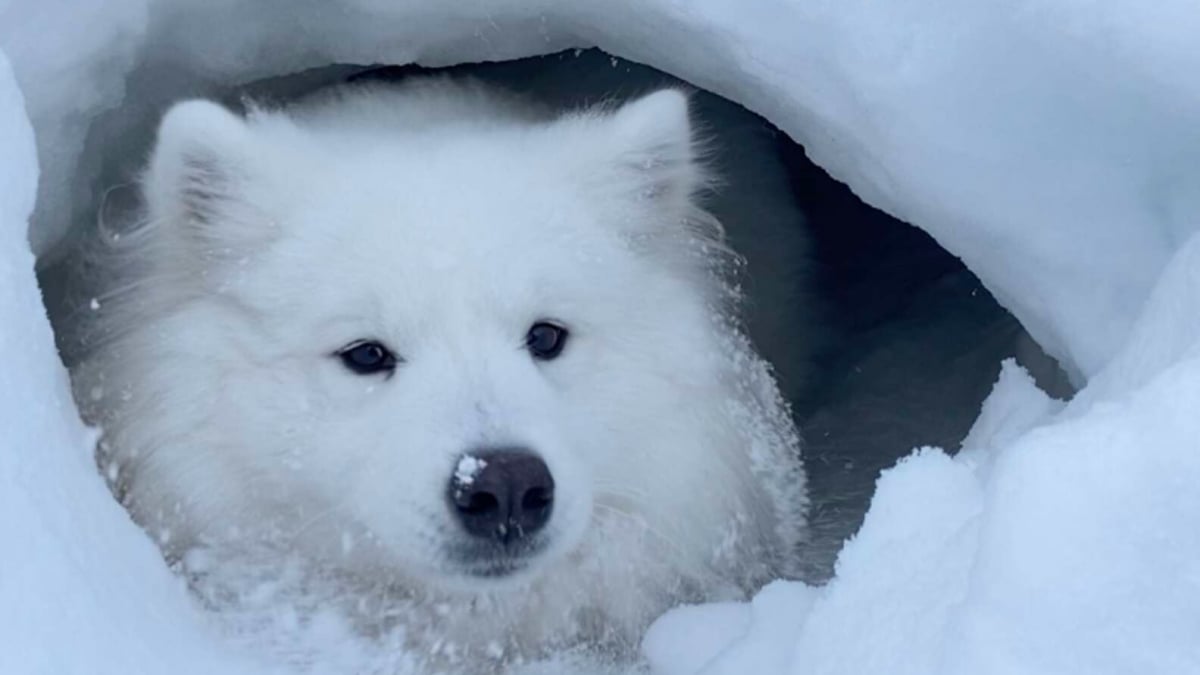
[338,340,397,375]
[526,322,568,360]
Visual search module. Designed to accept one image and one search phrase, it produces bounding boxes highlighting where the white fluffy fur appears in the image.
[73,78,807,668]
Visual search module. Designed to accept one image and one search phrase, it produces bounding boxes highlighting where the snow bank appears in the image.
[0,54,268,675]
[647,237,1200,674]
[2,1,1199,674]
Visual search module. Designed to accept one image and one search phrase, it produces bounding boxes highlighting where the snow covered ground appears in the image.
[2,1,1199,673]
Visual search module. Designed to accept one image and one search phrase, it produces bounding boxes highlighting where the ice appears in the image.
[3,1,1200,673]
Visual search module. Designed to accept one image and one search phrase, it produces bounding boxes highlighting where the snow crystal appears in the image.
[454,454,488,486]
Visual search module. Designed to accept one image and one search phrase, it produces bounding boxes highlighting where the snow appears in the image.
[2,1,1199,674]
[7,1,1200,379]
[454,455,488,486]
[0,54,263,675]
[645,241,1200,673]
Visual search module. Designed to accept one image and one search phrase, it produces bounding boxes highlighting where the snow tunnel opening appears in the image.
[34,47,1073,583]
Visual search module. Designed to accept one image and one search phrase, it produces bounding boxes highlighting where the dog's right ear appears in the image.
[144,100,275,247]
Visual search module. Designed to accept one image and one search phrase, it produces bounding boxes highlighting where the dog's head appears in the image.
[106,83,783,594]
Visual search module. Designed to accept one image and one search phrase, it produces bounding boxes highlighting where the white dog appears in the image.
[72,77,808,669]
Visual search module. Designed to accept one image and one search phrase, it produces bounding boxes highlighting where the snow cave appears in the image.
[1,2,1197,674]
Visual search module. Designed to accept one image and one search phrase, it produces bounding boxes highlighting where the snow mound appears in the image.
[0,54,268,675]
[648,237,1200,673]
[3,1,1200,674]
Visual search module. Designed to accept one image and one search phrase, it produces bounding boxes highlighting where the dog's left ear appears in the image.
[603,89,703,213]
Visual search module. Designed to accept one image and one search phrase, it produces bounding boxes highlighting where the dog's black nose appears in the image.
[449,449,554,543]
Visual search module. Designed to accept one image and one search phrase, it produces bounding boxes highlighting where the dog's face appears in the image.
[126,87,758,592]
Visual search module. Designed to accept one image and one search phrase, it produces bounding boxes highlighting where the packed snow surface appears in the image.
[0,54,267,675]
[2,1,1199,674]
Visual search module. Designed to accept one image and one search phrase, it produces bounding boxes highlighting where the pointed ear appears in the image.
[603,89,704,211]
[144,100,273,246]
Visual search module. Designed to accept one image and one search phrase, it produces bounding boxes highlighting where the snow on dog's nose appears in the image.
[449,450,555,543]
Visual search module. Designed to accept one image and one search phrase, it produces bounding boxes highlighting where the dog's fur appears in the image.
[70,77,807,667]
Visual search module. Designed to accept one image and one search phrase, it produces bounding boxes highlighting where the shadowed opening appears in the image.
[35,47,1072,584]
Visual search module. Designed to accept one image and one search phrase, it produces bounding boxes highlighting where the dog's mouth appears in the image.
[457,558,530,579]
[442,536,552,581]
